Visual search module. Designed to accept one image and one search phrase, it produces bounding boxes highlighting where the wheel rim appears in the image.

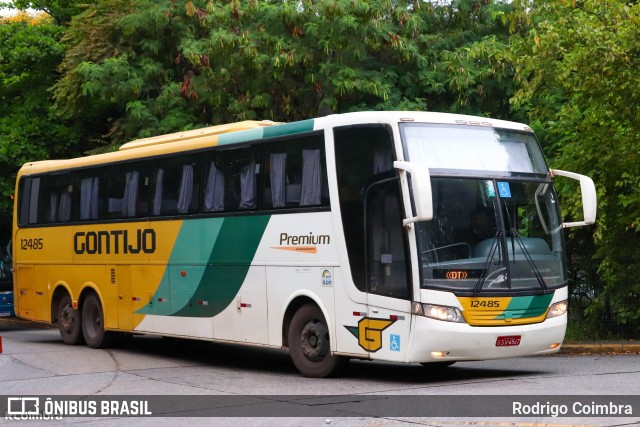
[299,319,329,362]
[60,304,76,334]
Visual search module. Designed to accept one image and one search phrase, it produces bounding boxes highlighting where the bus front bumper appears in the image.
[409,314,566,363]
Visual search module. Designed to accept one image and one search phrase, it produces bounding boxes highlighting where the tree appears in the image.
[0,13,83,216]
[509,0,640,331]
[6,0,84,25]
[53,0,517,145]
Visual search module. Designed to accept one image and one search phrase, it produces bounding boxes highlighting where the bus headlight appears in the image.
[546,300,568,319]
[413,302,465,323]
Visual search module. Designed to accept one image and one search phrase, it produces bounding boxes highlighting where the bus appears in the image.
[12,111,596,377]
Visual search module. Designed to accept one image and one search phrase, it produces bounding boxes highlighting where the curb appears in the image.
[560,342,640,355]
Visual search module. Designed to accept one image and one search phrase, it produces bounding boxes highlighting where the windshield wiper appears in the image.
[503,204,548,292]
[508,229,548,292]
[472,228,503,295]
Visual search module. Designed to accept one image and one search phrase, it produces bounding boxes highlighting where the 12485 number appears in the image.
[20,238,43,250]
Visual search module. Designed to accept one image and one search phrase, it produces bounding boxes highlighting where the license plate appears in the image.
[496,335,521,346]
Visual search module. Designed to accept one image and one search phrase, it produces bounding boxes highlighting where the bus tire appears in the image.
[288,304,346,378]
[57,294,84,345]
[81,293,112,348]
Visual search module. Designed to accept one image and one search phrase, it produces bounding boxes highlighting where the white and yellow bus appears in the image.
[12,111,596,377]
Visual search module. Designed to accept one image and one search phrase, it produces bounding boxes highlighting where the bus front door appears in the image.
[364,178,412,361]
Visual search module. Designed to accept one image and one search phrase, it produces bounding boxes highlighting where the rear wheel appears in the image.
[81,293,113,348]
[57,294,83,345]
[288,304,346,378]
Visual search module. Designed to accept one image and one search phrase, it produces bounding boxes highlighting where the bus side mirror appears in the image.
[550,169,597,228]
[394,161,433,225]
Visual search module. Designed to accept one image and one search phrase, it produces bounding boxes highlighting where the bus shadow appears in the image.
[119,335,544,383]
[346,359,543,384]
[123,334,299,375]
[4,322,548,383]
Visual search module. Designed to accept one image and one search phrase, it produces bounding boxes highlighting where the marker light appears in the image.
[546,300,568,319]
[413,302,465,323]
[549,343,560,350]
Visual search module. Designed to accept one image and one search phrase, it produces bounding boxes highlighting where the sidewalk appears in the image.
[560,341,640,355]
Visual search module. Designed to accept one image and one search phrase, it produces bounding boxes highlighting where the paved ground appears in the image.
[1,316,638,355]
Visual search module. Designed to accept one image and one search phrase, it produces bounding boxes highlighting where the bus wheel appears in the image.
[58,294,84,345]
[288,304,346,378]
[81,293,112,348]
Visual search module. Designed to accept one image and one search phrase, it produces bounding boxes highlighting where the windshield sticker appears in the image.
[485,181,496,198]
[497,182,512,198]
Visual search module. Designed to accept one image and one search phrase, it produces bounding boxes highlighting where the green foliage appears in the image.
[8,0,84,25]
[0,18,82,215]
[2,0,639,338]
[52,0,517,144]
[510,0,640,326]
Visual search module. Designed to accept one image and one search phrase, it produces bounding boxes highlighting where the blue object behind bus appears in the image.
[0,240,14,317]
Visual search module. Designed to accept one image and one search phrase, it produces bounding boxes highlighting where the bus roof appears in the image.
[17,111,533,177]
[118,120,280,151]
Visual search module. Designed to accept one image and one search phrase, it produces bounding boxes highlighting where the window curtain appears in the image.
[49,193,59,222]
[270,153,287,208]
[91,177,99,219]
[239,160,256,210]
[152,168,164,215]
[59,191,71,222]
[373,147,393,174]
[204,162,224,212]
[122,171,139,217]
[177,164,194,214]
[80,177,99,220]
[300,149,322,206]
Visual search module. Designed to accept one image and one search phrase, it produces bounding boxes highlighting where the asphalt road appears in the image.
[1,318,638,426]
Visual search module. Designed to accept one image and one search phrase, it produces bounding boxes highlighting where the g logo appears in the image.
[345,317,396,352]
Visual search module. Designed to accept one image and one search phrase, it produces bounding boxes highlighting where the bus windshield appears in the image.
[415,178,567,292]
[401,123,548,175]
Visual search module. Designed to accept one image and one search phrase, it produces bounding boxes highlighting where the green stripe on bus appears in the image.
[494,293,553,320]
[172,215,271,317]
[135,218,225,316]
[218,128,265,146]
[263,119,314,138]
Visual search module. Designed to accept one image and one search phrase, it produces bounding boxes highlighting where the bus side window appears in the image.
[152,156,200,216]
[17,177,31,226]
[17,177,40,226]
[263,134,328,210]
[42,174,74,223]
[107,162,150,219]
[78,173,102,221]
[210,147,260,212]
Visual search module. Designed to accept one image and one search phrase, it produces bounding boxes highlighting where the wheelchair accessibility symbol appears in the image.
[390,334,400,352]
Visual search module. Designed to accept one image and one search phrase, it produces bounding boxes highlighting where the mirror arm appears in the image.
[394,161,433,224]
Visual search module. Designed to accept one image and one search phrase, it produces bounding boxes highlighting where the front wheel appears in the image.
[288,304,346,378]
[58,294,84,345]
[81,293,113,348]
